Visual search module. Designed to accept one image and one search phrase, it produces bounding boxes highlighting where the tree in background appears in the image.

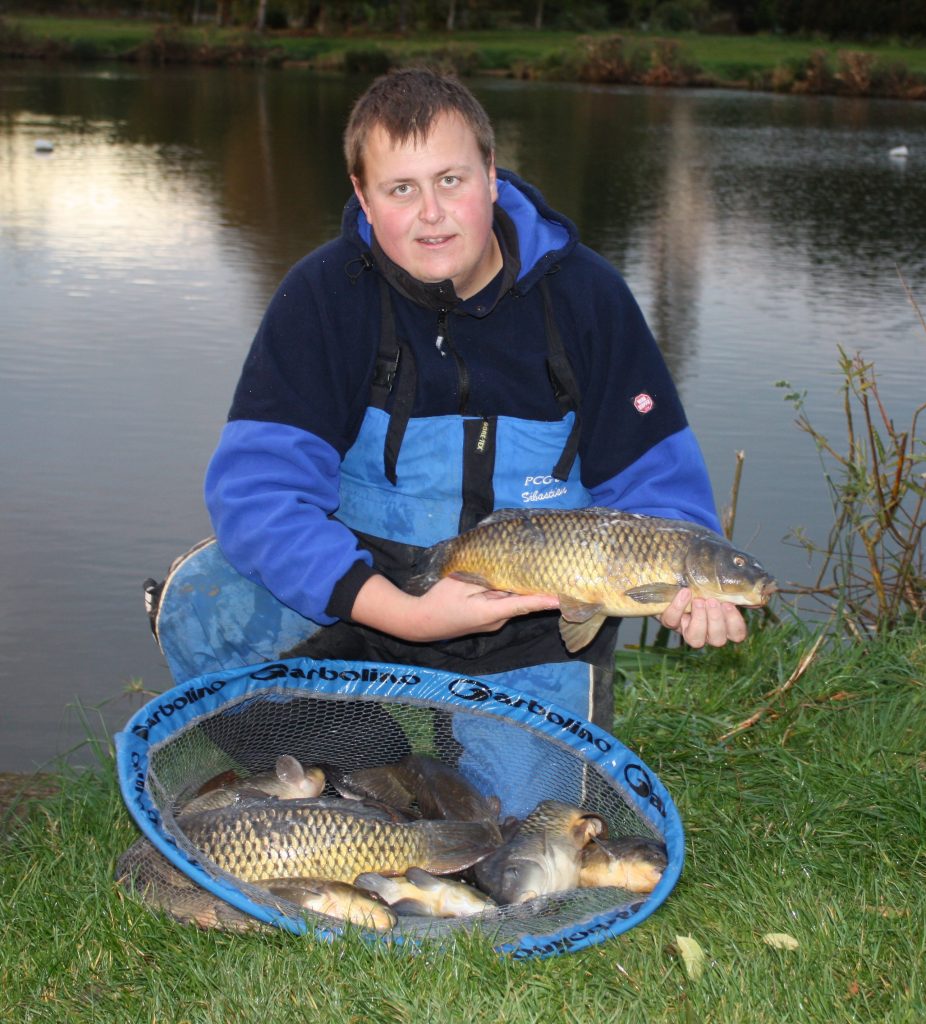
[11,0,926,36]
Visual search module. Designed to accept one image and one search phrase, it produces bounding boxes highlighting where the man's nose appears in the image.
[418,186,444,223]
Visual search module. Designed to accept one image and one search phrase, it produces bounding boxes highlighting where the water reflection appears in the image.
[1,65,925,770]
[641,97,710,378]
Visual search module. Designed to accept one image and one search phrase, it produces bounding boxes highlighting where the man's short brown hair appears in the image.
[344,67,495,185]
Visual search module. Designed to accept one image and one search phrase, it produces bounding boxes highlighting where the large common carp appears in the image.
[179,797,499,884]
[407,507,776,652]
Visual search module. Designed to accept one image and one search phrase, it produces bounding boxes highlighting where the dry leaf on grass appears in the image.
[762,932,800,950]
[675,934,706,979]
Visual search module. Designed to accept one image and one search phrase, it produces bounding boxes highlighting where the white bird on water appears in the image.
[889,145,909,159]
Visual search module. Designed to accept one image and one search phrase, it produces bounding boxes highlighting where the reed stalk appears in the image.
[777,298,925,636]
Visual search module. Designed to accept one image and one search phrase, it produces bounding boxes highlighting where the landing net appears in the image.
[115,658,683,959]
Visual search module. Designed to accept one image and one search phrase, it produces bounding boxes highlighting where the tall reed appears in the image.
[777,301,925,636]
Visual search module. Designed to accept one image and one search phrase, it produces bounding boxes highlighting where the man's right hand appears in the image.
[349,574,560,643]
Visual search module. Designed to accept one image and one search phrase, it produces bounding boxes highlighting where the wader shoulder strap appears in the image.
[371,277,417,486]
[370,276,400,410]
[541,276,582,481]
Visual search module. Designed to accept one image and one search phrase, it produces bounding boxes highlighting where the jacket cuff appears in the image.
[325,560,379,622]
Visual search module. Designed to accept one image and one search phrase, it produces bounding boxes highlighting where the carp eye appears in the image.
[733,556,746,567]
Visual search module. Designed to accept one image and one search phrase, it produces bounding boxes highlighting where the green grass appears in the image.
[3,619,924,1023]
[4,15,154,50]
[666,29,926,79]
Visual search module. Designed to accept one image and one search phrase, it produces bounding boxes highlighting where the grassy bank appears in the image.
[2,619,924,1022]
[3,15,926,99]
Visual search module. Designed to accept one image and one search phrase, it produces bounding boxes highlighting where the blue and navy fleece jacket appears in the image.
[205,169,720,627]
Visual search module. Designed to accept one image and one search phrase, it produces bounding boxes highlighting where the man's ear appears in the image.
[487,154,498,203]
[350,175,371,219]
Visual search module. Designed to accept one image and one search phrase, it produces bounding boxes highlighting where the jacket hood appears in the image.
[339,167,579,297]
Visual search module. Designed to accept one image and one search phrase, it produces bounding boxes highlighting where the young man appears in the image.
[153,69,746,770]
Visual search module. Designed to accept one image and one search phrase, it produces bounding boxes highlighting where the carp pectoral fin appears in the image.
[559,612,608,653]
[624,583,683,605]
[405,866,441,889]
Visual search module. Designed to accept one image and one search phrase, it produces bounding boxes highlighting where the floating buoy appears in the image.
[34,139,54,153]
[889,145,909,159]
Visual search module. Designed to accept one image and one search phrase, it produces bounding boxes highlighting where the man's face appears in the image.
[351,111,499,300]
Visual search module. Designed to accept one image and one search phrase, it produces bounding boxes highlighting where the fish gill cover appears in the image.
[114,658,683,959]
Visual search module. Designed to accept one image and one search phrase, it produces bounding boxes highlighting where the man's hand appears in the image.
[657,587,748,648]
[351,574,560,643]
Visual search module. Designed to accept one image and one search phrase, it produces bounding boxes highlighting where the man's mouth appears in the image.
[418,236,453,246]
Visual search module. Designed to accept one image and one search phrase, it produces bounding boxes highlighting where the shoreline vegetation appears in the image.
[3,14,926,100]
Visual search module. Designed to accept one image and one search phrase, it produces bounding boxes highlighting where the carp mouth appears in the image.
[743,576,777,606]
[711,575,778,606]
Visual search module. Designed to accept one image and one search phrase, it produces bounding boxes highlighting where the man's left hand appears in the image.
[658,588,748,648]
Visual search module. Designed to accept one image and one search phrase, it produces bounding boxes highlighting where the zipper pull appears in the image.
[435,309,448,355]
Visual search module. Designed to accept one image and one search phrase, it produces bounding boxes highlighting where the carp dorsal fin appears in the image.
[447,570,495,589]
[559,611,608,653]
[571,812,606,846]
[274,754,305,785]
[263,879,324,901]
[473,508,531,528]
[341,765,417,817]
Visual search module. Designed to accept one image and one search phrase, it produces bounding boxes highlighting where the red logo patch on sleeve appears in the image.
[633,392,654,414]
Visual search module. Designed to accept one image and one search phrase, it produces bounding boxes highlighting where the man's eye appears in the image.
[393,184,412,196]
[441,176,459,187]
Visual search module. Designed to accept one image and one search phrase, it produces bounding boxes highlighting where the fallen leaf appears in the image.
[762,932,800,950]
[675,934,706,980]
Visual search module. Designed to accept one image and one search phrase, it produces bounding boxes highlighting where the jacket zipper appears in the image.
[436,308,470,413]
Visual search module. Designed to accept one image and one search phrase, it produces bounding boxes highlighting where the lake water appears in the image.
[1,63,924,771]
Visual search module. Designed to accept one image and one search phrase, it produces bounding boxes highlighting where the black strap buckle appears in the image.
[372,348,400,392]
